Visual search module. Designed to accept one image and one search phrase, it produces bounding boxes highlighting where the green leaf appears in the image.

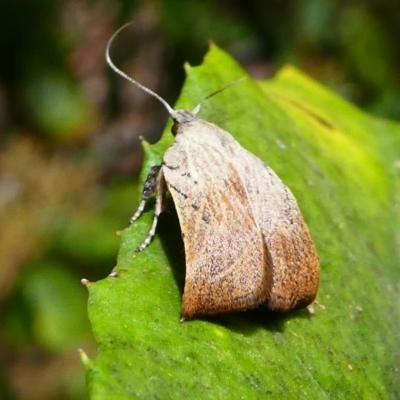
[84,45,400,398]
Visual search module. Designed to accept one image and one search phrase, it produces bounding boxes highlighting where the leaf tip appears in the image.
[81,278,91,287]
[78,348,92,367]
[184,61,192,73]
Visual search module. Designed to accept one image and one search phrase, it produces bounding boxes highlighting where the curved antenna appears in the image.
[192,76,247,115]
[106,22,176,116]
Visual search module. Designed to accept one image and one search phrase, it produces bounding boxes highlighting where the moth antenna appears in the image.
[106,22,176,117]
[192,76,247,115]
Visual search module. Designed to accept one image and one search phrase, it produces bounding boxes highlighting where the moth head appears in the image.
[171,110,200,136]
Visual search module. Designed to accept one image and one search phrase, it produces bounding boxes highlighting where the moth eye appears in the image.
[171,122,179,136]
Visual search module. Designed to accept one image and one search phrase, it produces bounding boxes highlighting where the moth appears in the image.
[107,25,320,320]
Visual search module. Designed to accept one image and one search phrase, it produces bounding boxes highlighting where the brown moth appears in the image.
[106,25,320,321]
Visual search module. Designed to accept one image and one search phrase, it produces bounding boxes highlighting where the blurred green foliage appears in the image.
[0,1,399,399]
[4,261,90,351]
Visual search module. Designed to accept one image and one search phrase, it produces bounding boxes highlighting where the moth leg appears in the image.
[135,166,167,252]
[130,166,162,223]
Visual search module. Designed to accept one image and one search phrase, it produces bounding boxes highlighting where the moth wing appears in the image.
[163,122,272,320]
[233,145,320,311]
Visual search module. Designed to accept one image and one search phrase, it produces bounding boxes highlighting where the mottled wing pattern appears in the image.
[163,121,272,320]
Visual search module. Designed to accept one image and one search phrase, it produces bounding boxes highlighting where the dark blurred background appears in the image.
[0,1,399,399]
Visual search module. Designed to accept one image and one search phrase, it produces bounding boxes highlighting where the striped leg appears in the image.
[134,166,167,252]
